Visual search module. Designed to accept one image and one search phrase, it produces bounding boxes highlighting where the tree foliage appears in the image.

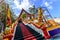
[29,5,37,14]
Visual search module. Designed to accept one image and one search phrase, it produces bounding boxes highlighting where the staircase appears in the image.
[20,23,36,40]
[14,23,45,40]
[14,23,24,40]
[20,23,45,40]
[25,25,45,40]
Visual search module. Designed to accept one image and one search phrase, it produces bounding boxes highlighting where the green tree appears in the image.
[21,13,26,19]
[0,1,7,30]
[10,8,17,23]
[29,5,37,14]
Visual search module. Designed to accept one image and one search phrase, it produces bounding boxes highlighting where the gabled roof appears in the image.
[18,9,31,19]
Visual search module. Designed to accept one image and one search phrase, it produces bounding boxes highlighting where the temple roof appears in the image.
[18,9,34,20]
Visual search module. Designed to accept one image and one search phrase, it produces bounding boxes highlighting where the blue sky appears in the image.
[5,0,60,18]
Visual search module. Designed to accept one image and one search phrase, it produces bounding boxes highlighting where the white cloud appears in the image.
[14,0,19,6]
[4,0,14,5]
[44,1,53,9]
[14,0,32,10]
[48,6,53,9]
[45,2,49,7]
[54,18,60,24]
[41,0,55,10]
